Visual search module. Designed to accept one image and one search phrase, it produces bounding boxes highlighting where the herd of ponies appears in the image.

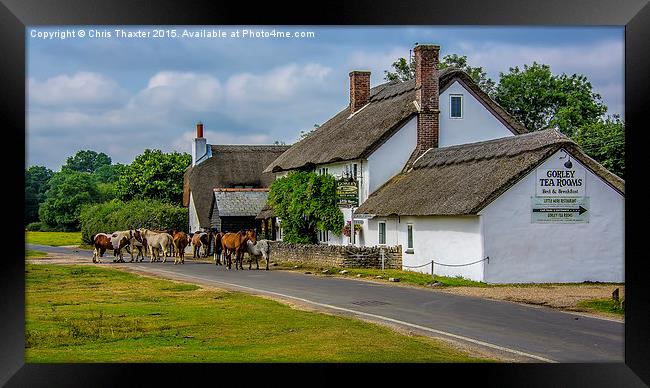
[91,228,272,270]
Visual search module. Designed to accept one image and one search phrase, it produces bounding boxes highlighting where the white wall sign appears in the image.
[536,168,586,197]
[531,196,590,223]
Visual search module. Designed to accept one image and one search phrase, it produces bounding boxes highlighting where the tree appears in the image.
[438,54,496,97]
[24,165,54,225]
[572,115,625,179]
[494,62,607,136]
[115,149,191,204]
[384,54,496,95]
[61,150,112,173]
[268,171,344,244]
[93,163,126,184]
[38,171,101,230]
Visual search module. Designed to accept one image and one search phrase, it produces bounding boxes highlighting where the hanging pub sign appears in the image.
[336,178,358,207]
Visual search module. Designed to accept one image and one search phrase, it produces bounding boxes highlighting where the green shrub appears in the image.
[26,222,45,231]
[25,222,67,232]
[79,199,188,244]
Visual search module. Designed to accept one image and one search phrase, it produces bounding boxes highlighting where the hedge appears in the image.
[79,199,188,244]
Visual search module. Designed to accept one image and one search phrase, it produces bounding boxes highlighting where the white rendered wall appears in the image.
[367,116,417,194]
[479,149,624,284]
[188,193,201,233]
[439,80,514,147]
[367,216,484,281]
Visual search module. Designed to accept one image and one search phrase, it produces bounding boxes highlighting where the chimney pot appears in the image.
[196,121,204,138]
[349,71,371,113]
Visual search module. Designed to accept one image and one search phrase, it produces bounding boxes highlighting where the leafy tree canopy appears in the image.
[494,62,607,136]
[268,171,344,244]
[61,150,112,173]
[572,114,625,179]
[25,165,54,225]
[384,54,496,96]
[38,171,101,230]
[93,163,127,184]
[115,149,191,205]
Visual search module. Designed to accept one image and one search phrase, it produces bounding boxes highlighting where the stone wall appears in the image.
[269,242,402,269]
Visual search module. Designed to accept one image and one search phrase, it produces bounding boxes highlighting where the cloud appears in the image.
[224,63,331,102]
[129,71,223,112]
[347,46,410,85]
[457,39,624,115]
[28,71,128,107]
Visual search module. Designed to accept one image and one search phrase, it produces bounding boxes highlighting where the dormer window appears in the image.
[450,94,463,119]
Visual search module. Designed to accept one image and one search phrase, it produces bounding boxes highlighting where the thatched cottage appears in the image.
[263,44,624,283]
[183,122,289,234]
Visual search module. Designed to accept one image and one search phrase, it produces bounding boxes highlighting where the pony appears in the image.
[91,233,113,263]
[172,230,189,264]
[109,230,134,263]
[221,230,256,270]
[138,228,174,263]
[191,231,210,258]
[245,239,272,270]
[212,231,225,265]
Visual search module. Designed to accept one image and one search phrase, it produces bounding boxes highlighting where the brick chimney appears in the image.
[414,44,440,150]
[192,121,208,166]
[349,70,371,113]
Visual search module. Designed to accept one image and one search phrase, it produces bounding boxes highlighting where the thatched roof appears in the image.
[354,129,624,217]
[264,68,527,173]
[184,144,290,228]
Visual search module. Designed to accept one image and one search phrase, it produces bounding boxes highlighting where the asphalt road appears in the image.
[27,244,624,363]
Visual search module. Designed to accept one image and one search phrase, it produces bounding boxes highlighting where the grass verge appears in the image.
[26,231,83,247]
[577,298,625,316]
[25,264,494,363]
[26,250,48,258]
[274,262,487,287]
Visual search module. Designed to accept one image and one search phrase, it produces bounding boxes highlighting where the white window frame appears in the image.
[406,223,414,253]
[450,94,463,119]
[378,221,386,245]
[318,229,329,244]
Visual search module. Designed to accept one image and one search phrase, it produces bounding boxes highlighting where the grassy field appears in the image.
[25,264,494,363]
[26,231,83,247]
[26,249,48,258]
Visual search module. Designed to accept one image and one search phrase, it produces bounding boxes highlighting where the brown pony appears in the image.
[172,231,189,264]
[212,231,225,265]
[221,230,256,270]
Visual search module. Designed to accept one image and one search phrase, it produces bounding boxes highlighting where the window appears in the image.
[406,224,414,253]
[318,229,329,244]
[378,221,386,245]
[450,95,463,118]
[317,167,329,176]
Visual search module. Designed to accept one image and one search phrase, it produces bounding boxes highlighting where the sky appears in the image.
[26,26,624,170]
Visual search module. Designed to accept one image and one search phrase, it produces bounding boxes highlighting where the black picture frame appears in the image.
[4,0,649,386]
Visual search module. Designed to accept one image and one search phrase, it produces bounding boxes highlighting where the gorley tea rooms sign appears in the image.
[532,152,589,223]
[336,178,358,207]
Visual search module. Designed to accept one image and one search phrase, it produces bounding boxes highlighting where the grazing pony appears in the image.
[221,230,256,270]
[91,233,113,263]
[138,228,173,263]
[245,239,272,270]
[172,230,189,264]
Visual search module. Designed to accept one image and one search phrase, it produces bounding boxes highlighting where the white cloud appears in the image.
[224,63,331,102]
[28,72,128,107]
[347,47,410,85]
[129,71,223,112]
